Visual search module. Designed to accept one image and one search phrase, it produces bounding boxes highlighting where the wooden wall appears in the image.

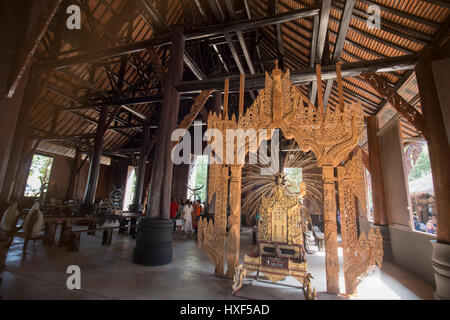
[379,119,412,229]
[33,152,113,202]
[46,154,72,200]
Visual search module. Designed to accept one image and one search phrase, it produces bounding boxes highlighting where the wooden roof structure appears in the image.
[25,0,449,159]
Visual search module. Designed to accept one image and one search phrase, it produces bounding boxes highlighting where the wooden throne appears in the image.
[232,176,316,299]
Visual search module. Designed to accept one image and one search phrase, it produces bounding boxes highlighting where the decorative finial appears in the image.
[273,59,282,76]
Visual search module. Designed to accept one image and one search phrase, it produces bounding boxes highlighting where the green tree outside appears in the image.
[409,147,431,182]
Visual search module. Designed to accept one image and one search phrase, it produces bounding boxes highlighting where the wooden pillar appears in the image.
[379,120,411,229]
[415,45,450,300]
[11,138,35,200]
[83,105,108,205]
[0,1,53,209]
[213,165,229,276]
[367,116,388,226]
[212,91,222,115]
[146,27,185,219]
[322,166,340,294]
[415,47,450,244]
[66,149,81,201]
[226,165,242,278]
[131,126,150,212]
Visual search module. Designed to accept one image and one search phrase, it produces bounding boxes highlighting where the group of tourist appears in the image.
[170,198,203,238]
[413,214,437,234]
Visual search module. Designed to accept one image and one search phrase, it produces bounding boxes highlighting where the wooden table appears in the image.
[44,216,97,246]
[118,213,143,238]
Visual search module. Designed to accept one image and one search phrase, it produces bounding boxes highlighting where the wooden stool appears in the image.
[129,218,137,238]
[68,233,80,251]
[119,219,128,234]
[45,222,57,246]
[102,229,113,245]
[59,221,72,246]
[87,222,96,236]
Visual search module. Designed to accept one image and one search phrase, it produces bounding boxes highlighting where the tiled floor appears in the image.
[0,227,435,300]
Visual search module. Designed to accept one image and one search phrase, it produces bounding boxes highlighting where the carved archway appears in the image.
[199,63,365,294]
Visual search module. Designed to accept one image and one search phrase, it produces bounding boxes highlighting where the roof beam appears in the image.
[194,0,230,73]
[85,55,417,99]
[32,133,96,142]
[183,51,207,80]
[58,69,148,121]
[243,0,264,72]
[310,0,331,105]
[323,0,356,107]
[224,0,256,75]
[7,0,62,98]
[42,100,134,139]
[38,7,320,70]
[272,0,285,69]
[136,0,168,32]
[46,84,142,132]
[137,0,207,81]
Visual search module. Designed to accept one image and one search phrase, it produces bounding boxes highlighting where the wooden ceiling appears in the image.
[30,0,449,159]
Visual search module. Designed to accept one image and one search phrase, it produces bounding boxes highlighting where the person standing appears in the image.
[176,199,184,231]
[170,198,179,231]
[426,215,437,234]
[182,200,193,236]
[193,200,203,232]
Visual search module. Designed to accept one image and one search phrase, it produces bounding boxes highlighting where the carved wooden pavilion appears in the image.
[0,0,449,300]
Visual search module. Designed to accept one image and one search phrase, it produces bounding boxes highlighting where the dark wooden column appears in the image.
[0,1,55,211]
[367,116,388,226]
[11,138,35,200]
[83,105,108,207]
[134,28,185,267]
[66,149,81,201]
[131,126,150,212]
[415,46,450,245]
[0,73,39,206]
[212,91,222,114]
[415,45,450,300]
[146,27,185,219]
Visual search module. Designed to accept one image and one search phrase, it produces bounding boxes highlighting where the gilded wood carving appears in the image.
[198,164,228,276]
[233,181,316,299]
[361,72,425,138]
[338,149,384,295]
[176,90,214,134]
[200,63,364,294]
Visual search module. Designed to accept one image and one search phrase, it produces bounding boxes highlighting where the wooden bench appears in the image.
[68,225,121,251]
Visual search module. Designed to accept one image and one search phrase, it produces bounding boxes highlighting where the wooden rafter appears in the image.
[323,0,356,108]
[7,0,63,98]
[310,0,331,105]
[38,8,320,70]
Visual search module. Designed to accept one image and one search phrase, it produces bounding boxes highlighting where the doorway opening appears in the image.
[187,155,208,203]
[123,166,137,211]
[24,154,54,198]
